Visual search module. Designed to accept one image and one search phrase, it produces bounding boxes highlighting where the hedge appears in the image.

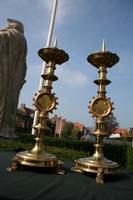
[126,146,133,170]
[14,132,133,169]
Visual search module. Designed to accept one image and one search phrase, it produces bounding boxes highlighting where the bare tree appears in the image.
[104,113,119,135]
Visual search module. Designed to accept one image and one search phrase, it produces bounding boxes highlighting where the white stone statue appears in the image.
[0,19,27,138]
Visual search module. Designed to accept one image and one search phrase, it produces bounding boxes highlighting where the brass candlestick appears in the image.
[8,44,69,172]
[73,41,119,184]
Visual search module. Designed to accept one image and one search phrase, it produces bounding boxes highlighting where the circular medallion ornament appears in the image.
[89,96,112,117]
[35,92,56,112]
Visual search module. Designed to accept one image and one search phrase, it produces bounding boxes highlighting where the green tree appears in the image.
[62,122,74,138]
[71,127,80,139]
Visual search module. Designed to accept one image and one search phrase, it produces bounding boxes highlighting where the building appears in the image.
[74,121,84,131]
[109,128,129,139]
[113,128,129,136]
[50,115,66,137]
[16,104,34,132]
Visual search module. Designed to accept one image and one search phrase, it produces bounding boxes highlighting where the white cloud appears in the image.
[38,0,84,24]
[56,67,88,87]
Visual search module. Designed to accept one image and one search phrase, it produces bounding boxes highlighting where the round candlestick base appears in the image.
[73,156,119,184]
[7,150,63,174]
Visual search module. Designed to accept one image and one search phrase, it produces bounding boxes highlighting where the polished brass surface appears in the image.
[74,45,119,183]
[38,47,69,65]
[15,150,58,167]
[8,46,69,172]
[89,96,112,117]
[35,92,56,112]
[74,157,118,174]
[87,51,119,68]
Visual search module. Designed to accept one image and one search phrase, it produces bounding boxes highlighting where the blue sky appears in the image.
[1,0,133,128]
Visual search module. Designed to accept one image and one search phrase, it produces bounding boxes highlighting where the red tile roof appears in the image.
[18,104,34,117]
[113,128,128,136]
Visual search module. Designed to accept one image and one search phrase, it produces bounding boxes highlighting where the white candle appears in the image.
[32,0,58,135]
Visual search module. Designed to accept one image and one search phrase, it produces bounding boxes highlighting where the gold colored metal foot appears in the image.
[56,160,65,175]
[7,156,19,172]
[96,168,104,184]
[71,160,83,173]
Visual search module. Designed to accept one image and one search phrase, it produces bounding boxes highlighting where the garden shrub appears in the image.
[13,133,133,169]
[126,146,133,170]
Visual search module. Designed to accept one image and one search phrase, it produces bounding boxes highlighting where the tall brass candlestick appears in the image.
[73,42,119,184]
[8,45,69,172]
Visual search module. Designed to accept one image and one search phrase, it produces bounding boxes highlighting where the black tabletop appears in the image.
[0,150,133,200]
